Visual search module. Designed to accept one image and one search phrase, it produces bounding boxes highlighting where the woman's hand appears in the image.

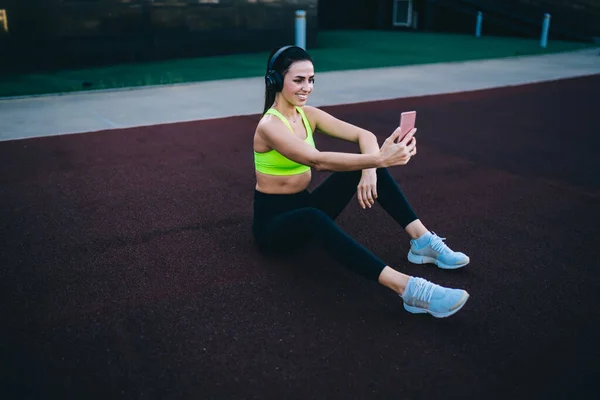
[357,169,377,209]
[379,127,417,167]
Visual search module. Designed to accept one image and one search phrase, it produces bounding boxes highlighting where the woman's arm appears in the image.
[257,121,381,172]
[257,119,415,172]
[357,131,380,174]
[305,106,379,148]
[304,106,380,170]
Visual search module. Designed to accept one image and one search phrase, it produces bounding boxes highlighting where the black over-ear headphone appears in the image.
[265,45,297,92]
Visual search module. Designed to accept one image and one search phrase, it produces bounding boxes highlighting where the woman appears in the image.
[252,45,470,318]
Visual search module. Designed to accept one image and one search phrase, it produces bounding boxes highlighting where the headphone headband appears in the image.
[268,45,295,72]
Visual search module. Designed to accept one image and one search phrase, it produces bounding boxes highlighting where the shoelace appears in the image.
[409,278,437,304]
[429,232,450,254]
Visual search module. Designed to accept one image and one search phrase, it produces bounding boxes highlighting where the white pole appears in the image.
[295,10,306,50]
[0,9,8,33]
[540,13,551,48]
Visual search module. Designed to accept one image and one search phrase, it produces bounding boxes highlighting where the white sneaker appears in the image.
[408,232,470,269]
[401,277,470,318]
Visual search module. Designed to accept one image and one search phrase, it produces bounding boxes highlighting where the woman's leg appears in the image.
[374,168,470,268]
[310,169,421,231]
[370,168,420,229]
[309,170,363,220]
[310,168,470,269]
[261,206,386,281]
[258,207,470,318]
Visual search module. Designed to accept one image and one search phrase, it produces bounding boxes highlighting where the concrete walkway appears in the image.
[0,47,598,142]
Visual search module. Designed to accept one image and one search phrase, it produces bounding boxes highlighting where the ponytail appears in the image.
[263,88,276,114]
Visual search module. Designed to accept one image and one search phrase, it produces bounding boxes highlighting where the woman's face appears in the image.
[280,60,314,106]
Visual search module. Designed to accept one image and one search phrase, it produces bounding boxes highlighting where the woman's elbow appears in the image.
[362,130,378,143]
[313,162,327,172]
[309,151,328,172]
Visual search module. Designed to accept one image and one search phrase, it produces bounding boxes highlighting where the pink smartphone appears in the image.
[397,111,417,143]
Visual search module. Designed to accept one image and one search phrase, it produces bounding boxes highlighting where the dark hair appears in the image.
[263,46,313,114]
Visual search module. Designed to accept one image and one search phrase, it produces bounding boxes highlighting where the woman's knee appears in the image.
[376,167,392,179]
[376,167,400,189]
[331,170,362,186]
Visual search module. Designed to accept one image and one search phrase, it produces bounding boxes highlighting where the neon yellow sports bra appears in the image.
[254,106,316,176]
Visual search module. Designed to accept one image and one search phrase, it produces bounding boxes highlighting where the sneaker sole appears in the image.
[407,252,469,270]
[404,292,470,318]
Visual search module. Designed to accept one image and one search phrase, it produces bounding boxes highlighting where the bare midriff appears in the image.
[255,170,312,194]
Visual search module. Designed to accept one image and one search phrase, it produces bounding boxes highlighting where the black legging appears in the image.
[252,168,419,281]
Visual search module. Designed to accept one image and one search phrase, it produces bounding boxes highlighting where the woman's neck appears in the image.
[272,96,299,122]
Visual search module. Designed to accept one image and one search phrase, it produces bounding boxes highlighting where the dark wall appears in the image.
[422,0,600,41]
[514,0,600,38]
[0,0,319,72]
[316,0,600,40]
[317,0,426,31]
[319,0,381,29]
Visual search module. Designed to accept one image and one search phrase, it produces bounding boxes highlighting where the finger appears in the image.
[372,185,378,202]
[406,137,417,153]
[389,126,404,142]
[365,187,373,208]
[358,188,366,209]
[399,128,417,145]
[366,190,373,208]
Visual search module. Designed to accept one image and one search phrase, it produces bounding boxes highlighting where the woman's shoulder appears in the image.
[301,105,329,124]
[300,105,319,114]
[299,105,322,120]
[258,111,279,127]
[256,111,284,137]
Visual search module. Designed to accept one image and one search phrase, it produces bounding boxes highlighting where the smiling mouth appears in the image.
[297,94,308,100]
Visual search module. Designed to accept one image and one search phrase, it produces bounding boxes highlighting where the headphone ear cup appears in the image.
[272,71,283,92]
[265,71,275,90]
[265,70,283,92]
